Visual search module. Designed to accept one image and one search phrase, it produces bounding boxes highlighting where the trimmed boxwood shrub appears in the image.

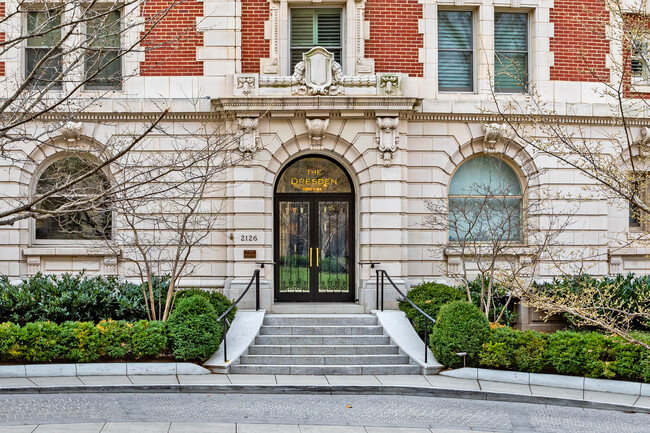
[480,326,548,373]
[399,282,465,336]
[546,331,614,378]
[0,322,20,360]
[430,301,490,368]
[175,289,236,323]
[17,321,63,362]
[97,319,132,358]
[59,321,102,363]
[167,295,223,362]
[131,320,168,359]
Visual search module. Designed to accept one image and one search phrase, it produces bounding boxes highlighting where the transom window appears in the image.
[290,8,342,72]
[448,156,523,242]
[494,12,528,93]
[438,10,473,92]
[26,9,63,88]
[35,157,112,240]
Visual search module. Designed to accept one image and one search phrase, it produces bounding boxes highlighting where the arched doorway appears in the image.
[274,156,355,302]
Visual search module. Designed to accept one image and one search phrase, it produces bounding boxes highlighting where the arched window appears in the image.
[35,156,112,240]
[448,156,523,242]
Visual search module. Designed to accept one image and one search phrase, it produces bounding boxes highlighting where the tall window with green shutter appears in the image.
[290,8,342,72]
[438,11,473,92]
[26,9,64,88]
[494,12,528,93]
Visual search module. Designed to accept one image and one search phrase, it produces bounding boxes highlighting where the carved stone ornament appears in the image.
[236,75,257,96]
[306,118,329,149]
[482,123,508,152]
[376,117,399,166]
[379,74,399,95]
[258,46,379,95]
[237,118,260,166]
[60,122,82,142]
[637,127,650,146]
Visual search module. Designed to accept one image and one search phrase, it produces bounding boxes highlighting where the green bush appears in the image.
[97,319,132,358]
[546,331,615,378]
[0,273,165,325]
[17,321,63,362]
[480,327,547,373]
[430,301,490,368]
[0,322,20,360]
[399,282,465,336]
[131,320,168,359]
[59,321,102,362]
[175,289,236,323]
[167,295,222,362]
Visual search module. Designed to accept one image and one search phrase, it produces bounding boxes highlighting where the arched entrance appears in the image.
[274,155,355,302]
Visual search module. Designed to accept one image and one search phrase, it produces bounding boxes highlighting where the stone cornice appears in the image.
[409,112,650,126]
[214,96,421,113]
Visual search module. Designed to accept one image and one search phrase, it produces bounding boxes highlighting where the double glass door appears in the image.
[275,196,354,302]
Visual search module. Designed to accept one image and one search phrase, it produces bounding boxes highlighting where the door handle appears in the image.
[309,248,313,267]
[316,248,319,267]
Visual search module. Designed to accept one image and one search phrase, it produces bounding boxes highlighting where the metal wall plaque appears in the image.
[243,249,257,259]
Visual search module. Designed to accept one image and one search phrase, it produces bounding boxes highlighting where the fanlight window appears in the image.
[35,157,112,240]
[448,156,523,242]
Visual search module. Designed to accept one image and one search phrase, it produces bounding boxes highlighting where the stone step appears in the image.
[264,314,378,326]
[228,364,423,375]
[248,344,400,356]
[255,335,391,346]
[259,325,384,336]
[271,303,366,314]
[239,354,411,366]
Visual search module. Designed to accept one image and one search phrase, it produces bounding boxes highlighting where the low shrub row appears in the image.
[0,319,167,363]
[480,327,650,382]
[0,273,167,325]
[429,301,650,382]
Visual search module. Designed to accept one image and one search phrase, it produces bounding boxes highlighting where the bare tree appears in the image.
[427,154,571,324]
[0,0,195,226]
[482,0,650,342]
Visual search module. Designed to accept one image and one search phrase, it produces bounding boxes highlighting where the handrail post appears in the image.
[255,270,260,311]
[424,318,428,363]
[223,319,228,363]
[380,270,384,312]
[375,269,379,310]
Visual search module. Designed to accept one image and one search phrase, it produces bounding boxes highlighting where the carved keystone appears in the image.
[306,118,329,149]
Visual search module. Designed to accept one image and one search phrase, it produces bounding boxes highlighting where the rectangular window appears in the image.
[290,8,342,72]
[438,10,473,92]
[26,9,63,88]
[85,9,122,89]
[632,39,649,83]
[494,12,528,93]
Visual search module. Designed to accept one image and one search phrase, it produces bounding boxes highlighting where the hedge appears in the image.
[479,327,650,382]
[0,319,169,363]
[398,282,465,336]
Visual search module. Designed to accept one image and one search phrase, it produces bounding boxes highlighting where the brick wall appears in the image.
[365,0,423,77]
[241,0,269,73]
[0,2,5,77]
[550,0,609,82]
[140,0,203,76]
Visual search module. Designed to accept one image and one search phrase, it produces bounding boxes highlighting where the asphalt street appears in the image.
[0,392,648,432]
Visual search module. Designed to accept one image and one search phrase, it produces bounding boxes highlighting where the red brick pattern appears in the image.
[241,0,269,73]
[140,0,203,76]
[365,0,423,77]
[550,0,609,82]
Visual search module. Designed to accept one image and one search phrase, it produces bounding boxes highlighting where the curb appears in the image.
[0,383,648,414]
[441,367,650,397]
[0,362,210,377]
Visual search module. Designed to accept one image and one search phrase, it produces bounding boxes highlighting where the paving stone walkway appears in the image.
[0,392,649,432]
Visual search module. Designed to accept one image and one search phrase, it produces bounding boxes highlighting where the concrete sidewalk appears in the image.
[0,421,494,433]
[1,373,649,413]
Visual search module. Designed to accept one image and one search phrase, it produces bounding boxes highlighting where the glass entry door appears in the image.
[276,197,353,302]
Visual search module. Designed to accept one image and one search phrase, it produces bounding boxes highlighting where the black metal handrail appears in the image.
[217,268,261,362]
[377,269,436,363]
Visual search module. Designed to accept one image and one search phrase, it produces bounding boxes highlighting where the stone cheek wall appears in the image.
[549,0,610,82]
[364,0,423,77]
[140,0,204,76]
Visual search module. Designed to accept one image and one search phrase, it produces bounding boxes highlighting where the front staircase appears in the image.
[228,314,422,375]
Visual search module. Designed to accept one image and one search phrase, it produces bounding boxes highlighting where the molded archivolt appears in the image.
[442,137,540,191]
